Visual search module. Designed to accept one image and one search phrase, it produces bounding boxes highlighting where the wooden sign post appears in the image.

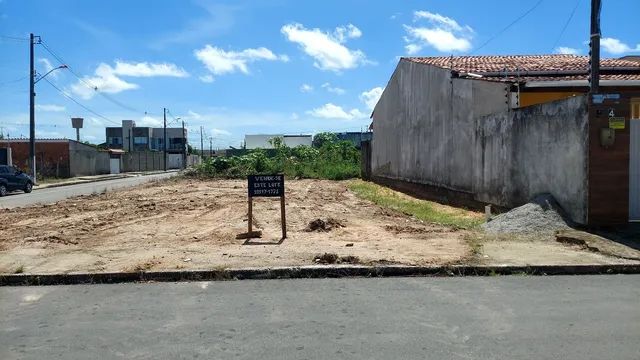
[247,175,286,239]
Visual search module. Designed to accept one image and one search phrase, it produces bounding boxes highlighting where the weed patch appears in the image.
[348,180,482,230]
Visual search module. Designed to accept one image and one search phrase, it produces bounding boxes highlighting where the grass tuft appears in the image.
[347,180,483,230]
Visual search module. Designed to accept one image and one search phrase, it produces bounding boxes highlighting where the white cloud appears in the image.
[111,61,189,77]
[137,115,162,127]
[601,37,640,55]
[187,110,202,119]
[404,10,473,53]
[555,46,581,55]
[35,104,66,112]
[199,74,214,83]
[360,87,384,111]
[194,45,288,80]
[281,23,368,72]
[38,58,54,72]
[70,61,188,99]
[210,128,231,137]
[306,103,365,120]
[321,82,346,95]
[290,112,299,120]
[300,83,313,92]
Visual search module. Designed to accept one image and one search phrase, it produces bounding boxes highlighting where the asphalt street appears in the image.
[0,172,177,209]
[1,275,639,360]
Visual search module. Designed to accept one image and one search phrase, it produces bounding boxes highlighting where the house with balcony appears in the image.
[106,120,187,153]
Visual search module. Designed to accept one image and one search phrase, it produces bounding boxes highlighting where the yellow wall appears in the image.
[520,92,582,107]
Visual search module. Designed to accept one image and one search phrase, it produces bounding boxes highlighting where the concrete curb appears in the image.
[35,175,132,190]
[2,264,640,286]
[35,170,180,190]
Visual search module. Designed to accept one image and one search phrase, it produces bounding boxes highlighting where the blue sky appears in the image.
[1,0,639,148]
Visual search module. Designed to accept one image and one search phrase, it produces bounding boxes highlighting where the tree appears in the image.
[187,144,195,155]
[312,132,338,148]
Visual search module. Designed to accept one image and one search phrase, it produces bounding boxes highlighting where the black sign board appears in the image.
[247,174,286,239]
[248,175,284,197]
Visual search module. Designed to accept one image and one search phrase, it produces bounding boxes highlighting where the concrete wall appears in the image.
[475,96,589,223]
[0,140,70,177]
[69,141,110,177]
[371,59,589,223]
[372,59,506,193]
[122,151,184,172]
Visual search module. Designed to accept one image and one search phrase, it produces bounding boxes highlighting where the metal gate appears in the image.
[110,158,121,174]
[630,119,640,221]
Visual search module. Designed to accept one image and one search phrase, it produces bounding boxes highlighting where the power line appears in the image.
[0,74,29,87]
[41,77,120,126]
[472,0,545,54]
[165,109,181,126]
[39,40,152,116]
[0,35,29,42]
[550,0,581,52]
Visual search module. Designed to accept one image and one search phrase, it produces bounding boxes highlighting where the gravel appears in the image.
[483,194,573,235]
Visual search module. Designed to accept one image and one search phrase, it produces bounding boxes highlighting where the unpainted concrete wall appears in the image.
[69,141,110,177]
[372,59,507,192]
[372,59,589,224]
[122,151,184,172]
[475,96,589,223]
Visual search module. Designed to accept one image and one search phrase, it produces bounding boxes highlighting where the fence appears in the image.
[122,152,183,172]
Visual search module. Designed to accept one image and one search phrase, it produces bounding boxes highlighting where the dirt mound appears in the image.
[305,218,345,232]
[313,253,360,264]
[483,194,572,235]
[385,224,441,234]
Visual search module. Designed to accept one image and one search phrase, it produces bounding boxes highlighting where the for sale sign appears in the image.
[248,175,284,197]
[247,174,287,239]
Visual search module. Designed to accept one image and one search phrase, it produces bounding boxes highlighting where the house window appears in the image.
[133,137,148,145]
[107,137,122,145]
[632,98,640,119]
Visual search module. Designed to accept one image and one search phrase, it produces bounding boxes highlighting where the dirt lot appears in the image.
[2,178,637,275]
[0,178,473,274]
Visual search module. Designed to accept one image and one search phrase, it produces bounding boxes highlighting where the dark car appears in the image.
[0,165,34,196]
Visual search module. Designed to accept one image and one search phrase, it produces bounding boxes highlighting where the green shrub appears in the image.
[189,136,361,180]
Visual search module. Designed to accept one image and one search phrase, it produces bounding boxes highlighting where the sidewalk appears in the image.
[35,170,179,190]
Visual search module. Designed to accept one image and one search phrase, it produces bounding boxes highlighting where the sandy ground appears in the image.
[0,178,470,274]
[1,178,636,275]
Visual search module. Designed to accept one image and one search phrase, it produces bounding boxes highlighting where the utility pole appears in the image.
[200,126,204,158]
[163,107,167,171]
[29,33,36,180]
[209,137,213,157]
[182,120,186,169]
[589,0,601,94]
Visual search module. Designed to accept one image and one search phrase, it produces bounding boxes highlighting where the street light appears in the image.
[29,54,68,182]
[34,65,68,84]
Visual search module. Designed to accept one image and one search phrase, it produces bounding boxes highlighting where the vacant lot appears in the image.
[2,178,636,275]
[0,178,477,274]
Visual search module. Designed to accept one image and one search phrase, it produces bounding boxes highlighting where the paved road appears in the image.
[1,276,639,360]
[0,172,177,209]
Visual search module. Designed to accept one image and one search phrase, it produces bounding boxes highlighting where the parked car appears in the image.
[0,165,34,196]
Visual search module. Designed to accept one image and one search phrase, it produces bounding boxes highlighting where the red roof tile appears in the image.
[403,55,640,82]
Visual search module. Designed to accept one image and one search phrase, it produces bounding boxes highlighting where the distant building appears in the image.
[334,132,372,149]
[0,138,110,177]
[106,120,187,153]
[244,134,312,149]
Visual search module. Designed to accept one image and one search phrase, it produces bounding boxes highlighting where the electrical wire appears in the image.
[550,0,581,52]
[472,0,545,54]
[39,40,154,116]
[41,77,120,126]
[0,35,29,42]
[0,75,29,87]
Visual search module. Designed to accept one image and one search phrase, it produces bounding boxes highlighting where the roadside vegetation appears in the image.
[348,180,483,230]
[189,133,360,180]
